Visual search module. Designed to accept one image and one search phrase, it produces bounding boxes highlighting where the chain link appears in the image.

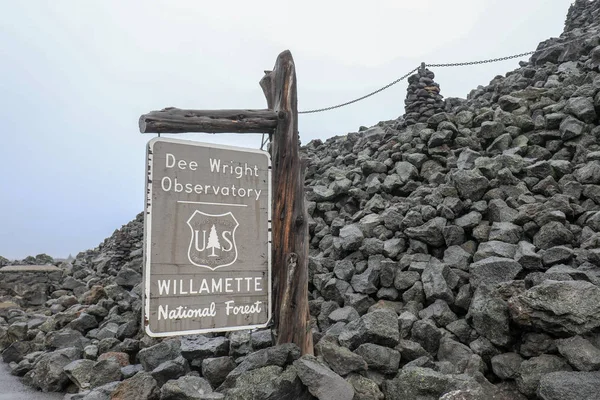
[429,30,598,67]
[298,30,598,114]
[298,67,419,114]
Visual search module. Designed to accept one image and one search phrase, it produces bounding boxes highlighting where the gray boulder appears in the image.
[354,343,400,375]
[201,357,236,387]
[294,355,354,400]
[160,376,214,400]
[538,371,600,400]
[468,285,512,347]
[516,355,572,397]
[346,374,384,400]
[452,170,489,201]
[315,339,367,376]
[381,367,489,400]
[405,217,447,247]
[338,309,400,350]
[469,257,522,288]
[556,336,600,372]
[491,353,524,380]
[508,280,600,335]
[339,225,364,252]
[138,339,182,372]
[533,222,574,250]
[23,347,81,392]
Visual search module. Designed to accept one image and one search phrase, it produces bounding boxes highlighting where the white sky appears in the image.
[0,0,574,259]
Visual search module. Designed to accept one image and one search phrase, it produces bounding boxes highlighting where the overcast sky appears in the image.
[1,0,574,260]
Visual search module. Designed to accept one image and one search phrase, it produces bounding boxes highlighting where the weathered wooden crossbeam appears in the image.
[139,108,279,134]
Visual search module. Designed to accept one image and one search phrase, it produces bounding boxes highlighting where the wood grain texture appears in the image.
[139,108,278,134]
[260,50,314,355]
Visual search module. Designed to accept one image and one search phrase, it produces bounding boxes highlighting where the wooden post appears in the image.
[138,50,314,356]
[260,51,313,355]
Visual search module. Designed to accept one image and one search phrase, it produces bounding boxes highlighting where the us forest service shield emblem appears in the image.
[186,210,239,270]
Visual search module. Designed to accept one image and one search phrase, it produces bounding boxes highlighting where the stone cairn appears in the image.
[403,63,445,126]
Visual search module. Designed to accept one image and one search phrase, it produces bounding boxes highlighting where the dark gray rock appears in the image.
[338,309,400,350]
[491,353,524,380]
[68,313,99,333]
[516,355,572,397]
[488,222,523,244]
[534,222,574,250]
[515,241,543,270]
[565,97,596,123]
[418,299,458,327]
[339,225,364,252]
[405,217,447,247]
[334,260,354,281]
[64,359,95,391]
[421,260,455,303]
[560,116,586,140]
[23,347,81,392]
[556,336,600,372]
[354,343,400,375]
[110,371,159,400]
[138,339,182,372]
[224,364,310,400]
[480,121,505,139]
[488,199,518,223]
[508,280,600,335]
[202,356,236,387]
[469,257,522,288]
[351,266,380,294]
[180,336,229,367]
[411,319,442,355]
[574,162,600,185]
[542,246,574,267]
[315,339,367,376]
[519,333,557,358]
[394,271,421,291]
[473,241,516,262]
[452,170,490,201]
[219,343,300,390]
[229,330,252,358]
[151,356,189,387]
[437,337,474,371]
[455,212,482,230]
[381,367,487,400]
[538,371,600,400]
[468,285,512,347]
[396,339,431,362]
[160,376,214,400]
[294,355,354,400]
[395,162,419,184]
[346,374,384,400]
[122,364,144,379]
[89,359,122,389]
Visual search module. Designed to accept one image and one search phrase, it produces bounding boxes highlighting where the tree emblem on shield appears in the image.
[186,210,239,270]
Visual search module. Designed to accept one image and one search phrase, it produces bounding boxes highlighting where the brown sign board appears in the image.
[142,137,271,337]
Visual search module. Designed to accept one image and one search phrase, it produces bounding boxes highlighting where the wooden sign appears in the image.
[142,137,271,337]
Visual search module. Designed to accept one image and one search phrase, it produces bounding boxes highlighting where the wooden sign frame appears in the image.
[139,50,313,355]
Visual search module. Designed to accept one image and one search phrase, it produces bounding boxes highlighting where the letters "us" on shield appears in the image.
[186,210,239,270]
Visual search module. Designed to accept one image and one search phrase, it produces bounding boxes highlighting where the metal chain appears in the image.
[298,30,598,114]
[429,30,598,67]
[298,67,419,114]
[428,51,537,68]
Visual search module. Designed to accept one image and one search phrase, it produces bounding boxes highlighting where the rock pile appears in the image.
[2,1,600,399]
[403,65,445,126]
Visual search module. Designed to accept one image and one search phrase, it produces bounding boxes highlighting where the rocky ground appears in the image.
[3,0,600,399]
